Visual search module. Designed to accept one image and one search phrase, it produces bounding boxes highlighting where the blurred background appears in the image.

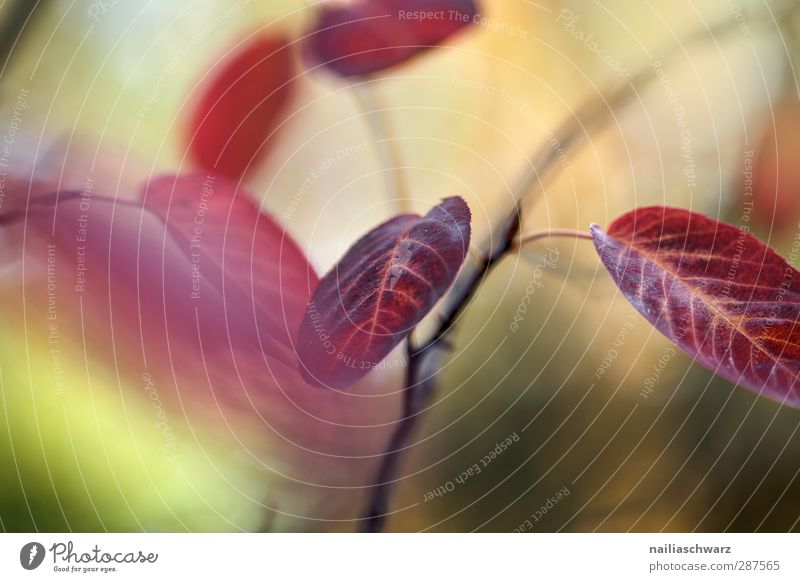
[1,0,800,532]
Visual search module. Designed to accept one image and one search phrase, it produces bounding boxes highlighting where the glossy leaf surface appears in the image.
[187,35,294,180]
[307,0,478,77]
[298,197,471,388]
[592,206,800,407]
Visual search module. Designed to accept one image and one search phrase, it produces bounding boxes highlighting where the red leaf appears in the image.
[307,0,478,77]
[142,173,319,360]
[187,35,294,180]
[591,206,800,407]
[298,197,471,388]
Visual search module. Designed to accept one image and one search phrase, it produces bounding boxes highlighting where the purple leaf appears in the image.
[142,173,318,361]
[592,205,800,407]
[298,197,471,388]
[307,0,478,77]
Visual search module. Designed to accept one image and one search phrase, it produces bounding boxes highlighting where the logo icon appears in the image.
[20,542,45,570]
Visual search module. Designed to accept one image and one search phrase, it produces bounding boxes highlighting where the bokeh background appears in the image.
[1,0,800,532]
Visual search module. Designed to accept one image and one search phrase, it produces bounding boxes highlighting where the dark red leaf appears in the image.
[187,35,294,180]
[307,0,478,77]
[142,173,319,361]
[298,197,471,388]
[592,206,800,407]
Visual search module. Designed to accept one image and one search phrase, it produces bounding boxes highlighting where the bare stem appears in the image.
[360,213,521,532]
[359,344,434,533]
[515,228,593,248]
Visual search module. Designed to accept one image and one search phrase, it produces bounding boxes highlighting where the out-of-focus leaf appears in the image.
[591,205,800,407]
[187,35,294,180]
[298,197,471,389]
[142,173,318,359]
[2,178,399,528]
[307,0,478,77]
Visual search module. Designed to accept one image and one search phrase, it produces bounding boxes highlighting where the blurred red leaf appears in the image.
[187,35,294,180]
[0,175,322,420]
[307,0,478,77]
[592,206,800,407]
[298,197,471,388]
[750,101,800,234]
[142,173,318,361]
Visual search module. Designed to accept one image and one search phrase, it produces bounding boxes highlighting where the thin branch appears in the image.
[359,344,434,533]
[515,228,593,248]
[360,213,520,533]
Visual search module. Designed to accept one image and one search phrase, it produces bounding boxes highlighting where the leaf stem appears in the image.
[515,228,593,248]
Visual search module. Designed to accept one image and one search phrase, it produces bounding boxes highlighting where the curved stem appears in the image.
[515,228,593,248]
